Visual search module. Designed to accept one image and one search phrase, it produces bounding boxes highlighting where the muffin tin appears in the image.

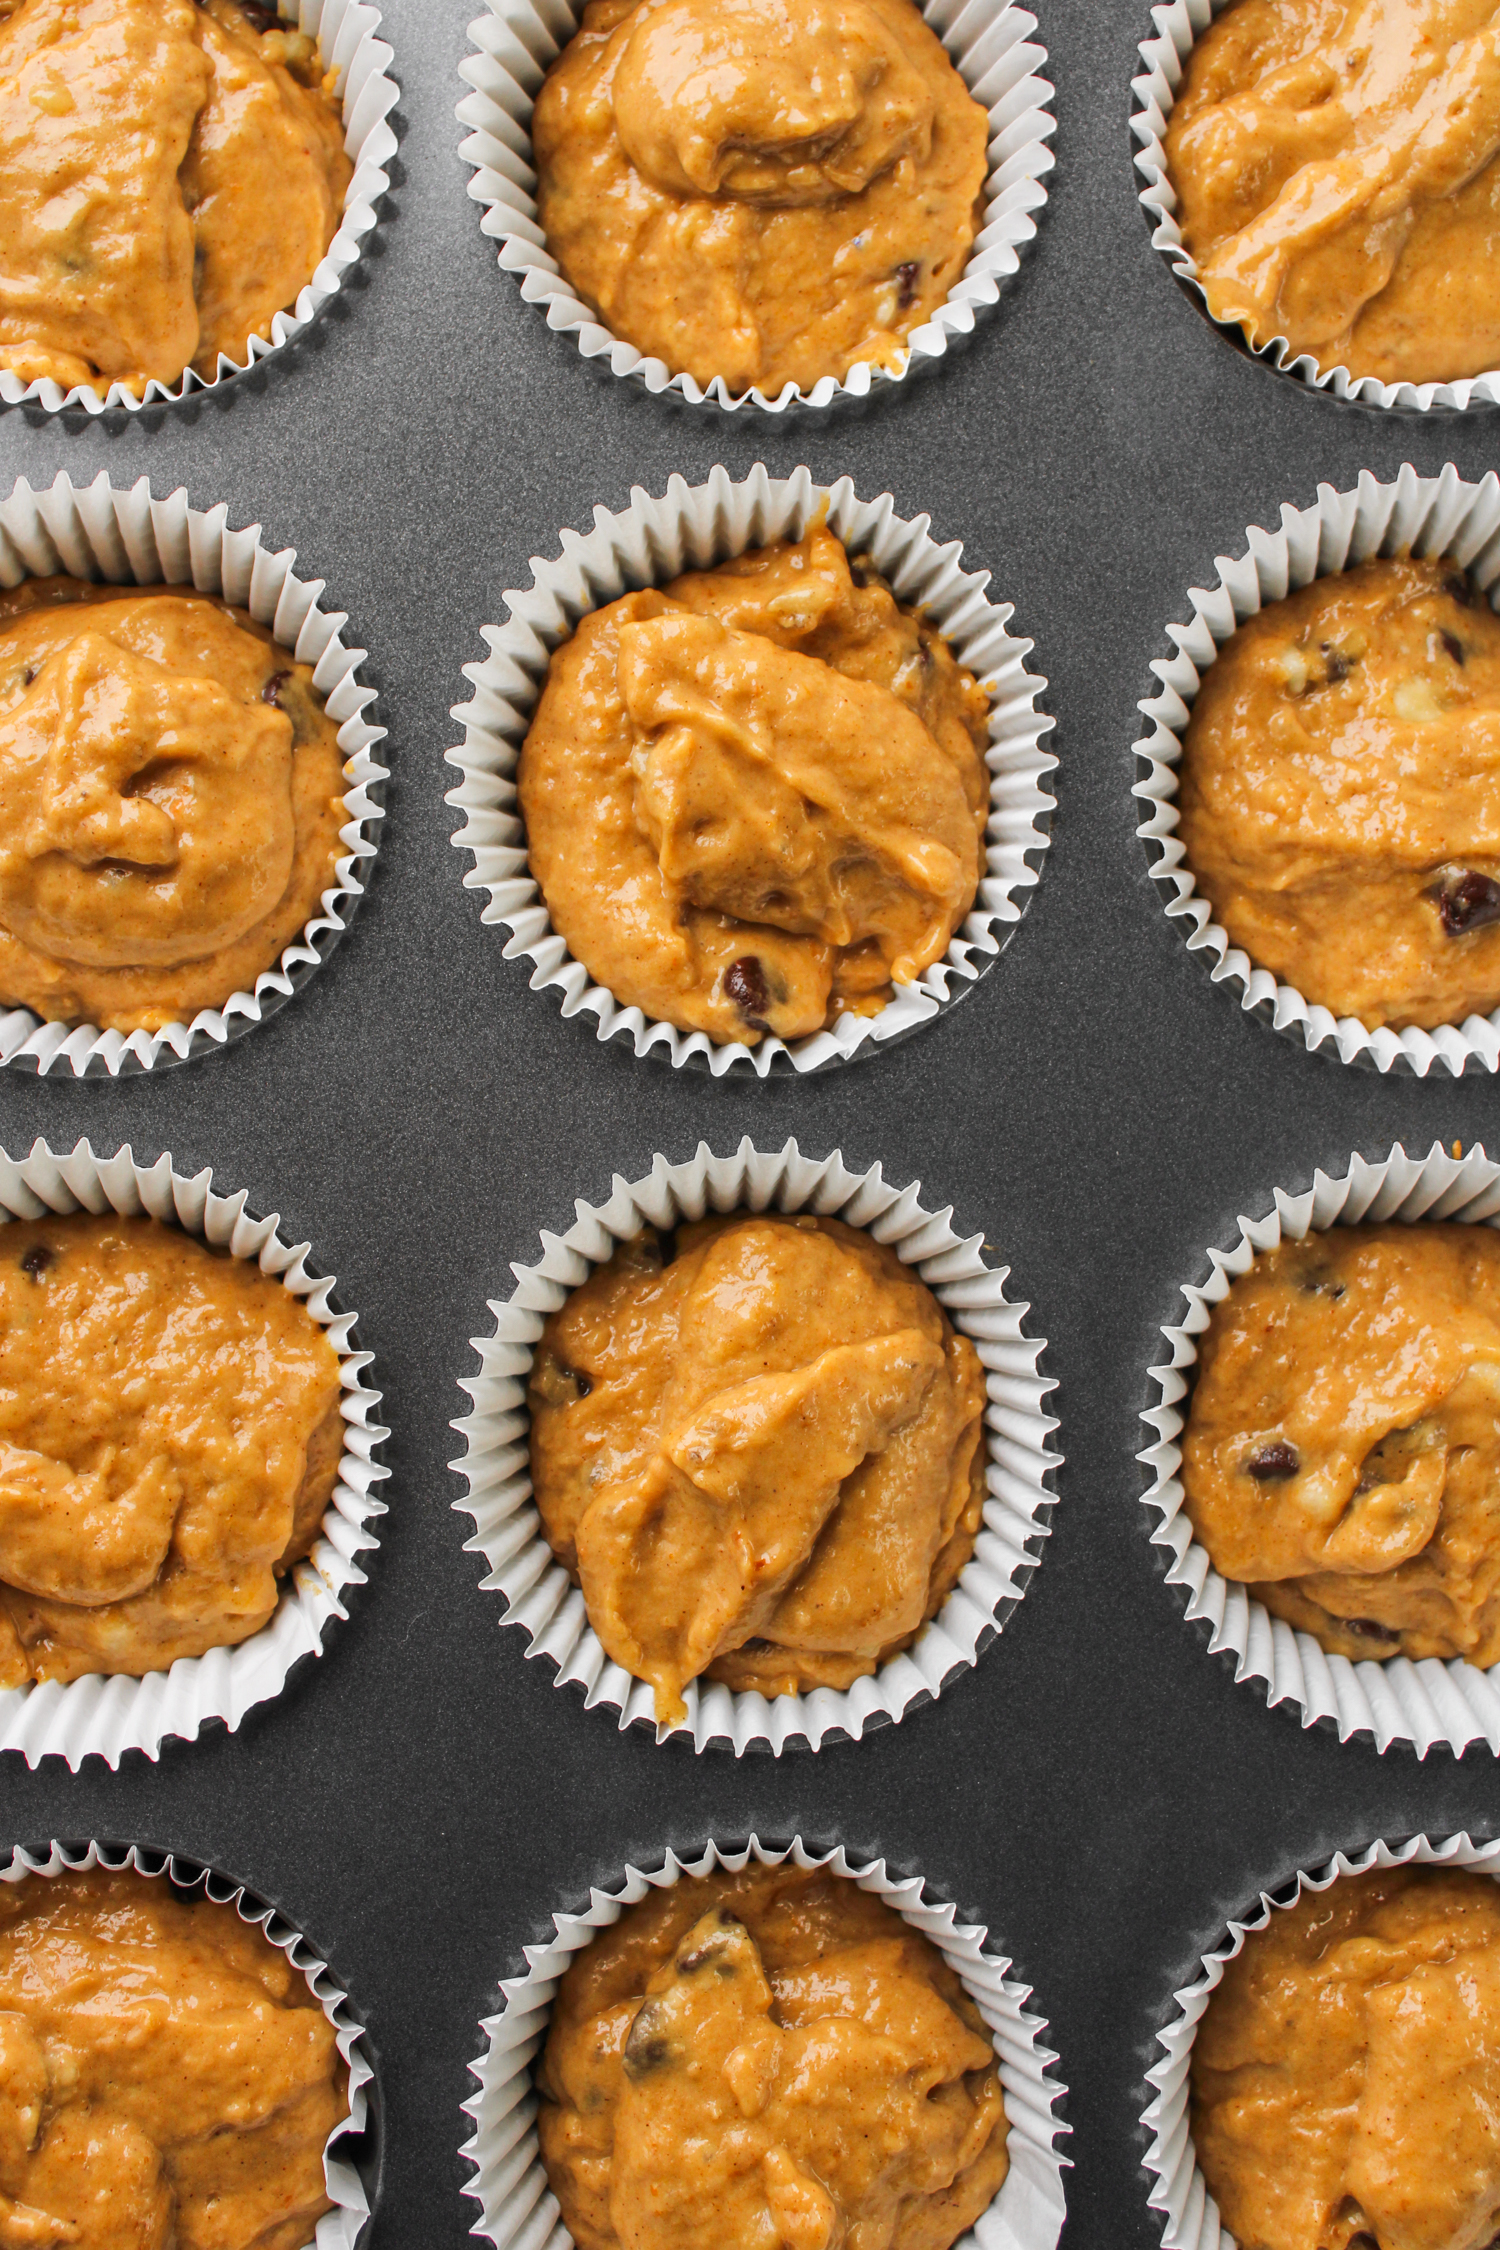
[5,1,1500,2245]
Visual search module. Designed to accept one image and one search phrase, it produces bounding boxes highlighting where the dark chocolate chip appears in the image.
[20,667,35,688]
[1246,1440,1299,1481]
[1433,868,1500,936]
[894,260,920,311]
[18,1245,52,1280]
[262,671,291,707]
[1319,642,1352,684]
[724,955,771,1030]
[1441,629,1467,666]
[238,1,280,29]
[559,1363,591,1400]
[622,2000,673,2081]
[1342,1619,1396,1645]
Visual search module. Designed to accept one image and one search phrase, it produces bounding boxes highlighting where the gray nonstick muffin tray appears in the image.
[4,4,1500,2245]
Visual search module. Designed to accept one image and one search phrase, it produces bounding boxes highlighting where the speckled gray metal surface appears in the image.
[2,4,1499,2244]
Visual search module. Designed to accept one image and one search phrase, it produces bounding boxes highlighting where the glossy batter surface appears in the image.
[1181,1226,1500,1665]
[1165,0,1500,386]
[520,528,991,1047]
[539,1862,1009,2250]
[0,1867,347,2250]
[0,577,348,1034]
[533,0,989,396]
[1178,556,1500,1031]
[530,1212,988,1724]
[1194,1865,1500,2250]
[0,0,351,395]
[0,1214,344,1687]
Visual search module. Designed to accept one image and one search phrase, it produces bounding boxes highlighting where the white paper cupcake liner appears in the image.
[0,1137,389,1771]
[0,470,387,1077]
[1142,1829,1500,2250]
[2,0,396,418]
[1139,1138,1500,1759]
[1132,0,1500,413]
[461,1834,1067,2250]
[0,1838,375,2248]
[450,1134,1059,1754]
[1134,461,1500,1077]
[457,0,1053,413]
[446,463,1055,1077]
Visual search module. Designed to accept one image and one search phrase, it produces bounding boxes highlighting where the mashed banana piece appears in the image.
[0,1867,348,2250]
[519,527,991,1047]
[1181,1225,1500,1665]
[1177,555,1500,1031]
[0,0,352,396]
[0,1213,344,1687]
[1164,0,1500,387]
[529,1212,988,1725]
[0,576,348,1035]
[1193,1865,1500,2250]
[533,0,989,396]
[539,1862,1009,2250]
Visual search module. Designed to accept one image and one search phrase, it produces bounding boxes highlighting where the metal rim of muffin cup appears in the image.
[445,462,1056,1077]
[1131,0,1500,415]
[1138,1138,1500,1761]
[455,0,1055,415]
[0,1837,378,2246]
[0,472,388,1078]
[459,1833,1068,2250]
[1140,1830,1500,2250]
[0,1138,389,1771]
[1134,461,1500,1078]
[449,1135,1059,1754]
[0,1,399,421]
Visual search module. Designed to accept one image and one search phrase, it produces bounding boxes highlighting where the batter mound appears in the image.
[532,0,990,396]
[1177,555,1500,1032]
[0,576,348,1035]
[0,0,352,397]
[1164,0,1500,387]
[538,1860,1009,2250]
[0,1866,348,2250]
[0,1213,344,1687]
[1180,1225,1500,1666]
[529,1212,988,1725]
[1193,1864,1500,2250]
[519,527,991,1047]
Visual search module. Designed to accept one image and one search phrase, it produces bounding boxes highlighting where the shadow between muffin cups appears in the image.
[1132,0,1500,415]
[1134,462,1500,1078]
[455,0,1054,414]
[1138,1138,1500,1760]
[1,1,398,420]
[1140,1830,1499,2250]
[459,1834,1067,2250]
[448,1135,1059,1753]
[0,1138,389,1771]
[444,462,1055,1076]
[0,472,387,1077]
[0,1838,377,2246]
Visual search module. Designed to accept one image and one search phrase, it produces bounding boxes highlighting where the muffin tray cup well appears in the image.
[456,0,1054,414]
[1140,1138,1500,1760]
[460,1833,1067,2250]
[0,471,387,1077]
[1133,460,1500,1078]
[0,1138,388,1772]
[1131,0,1500,414]
[445,461,1055,1076]
[449,1133,1058,1753]
[1140,1830,1500,2250]
[0,0,398,419]
[0,1838,376,2247]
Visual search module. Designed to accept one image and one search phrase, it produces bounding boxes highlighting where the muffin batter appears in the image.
[0,1866,347,2250]
[1164,0,1500,387]
[1181,1225,1500,1665]
[0,1213,344,1687]
[538,1860,1009,2250]
[520,527,991,1047]
[1193,1864,1500,2250]
[1177,555,1500,1031]
[533,0,990,396]
[529,1211,988,1725]
[0,576,348,1034]
[0,0,352,396]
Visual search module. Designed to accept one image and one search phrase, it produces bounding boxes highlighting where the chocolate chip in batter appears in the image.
[676,1911,743,1976]
[20,667,35,688]
[237,1,281,30]
[262,671,291,708]
[894,261,921,311]
[1246,1440,1299,1481]
[1440,629,1467,666]
[1342,1620,1397,1648]
[724,956,771,1031]
[621,1999,674,2081]
[1318,641,1352,684]
[18,1245,52,1280]
[1432,868,1500,936]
